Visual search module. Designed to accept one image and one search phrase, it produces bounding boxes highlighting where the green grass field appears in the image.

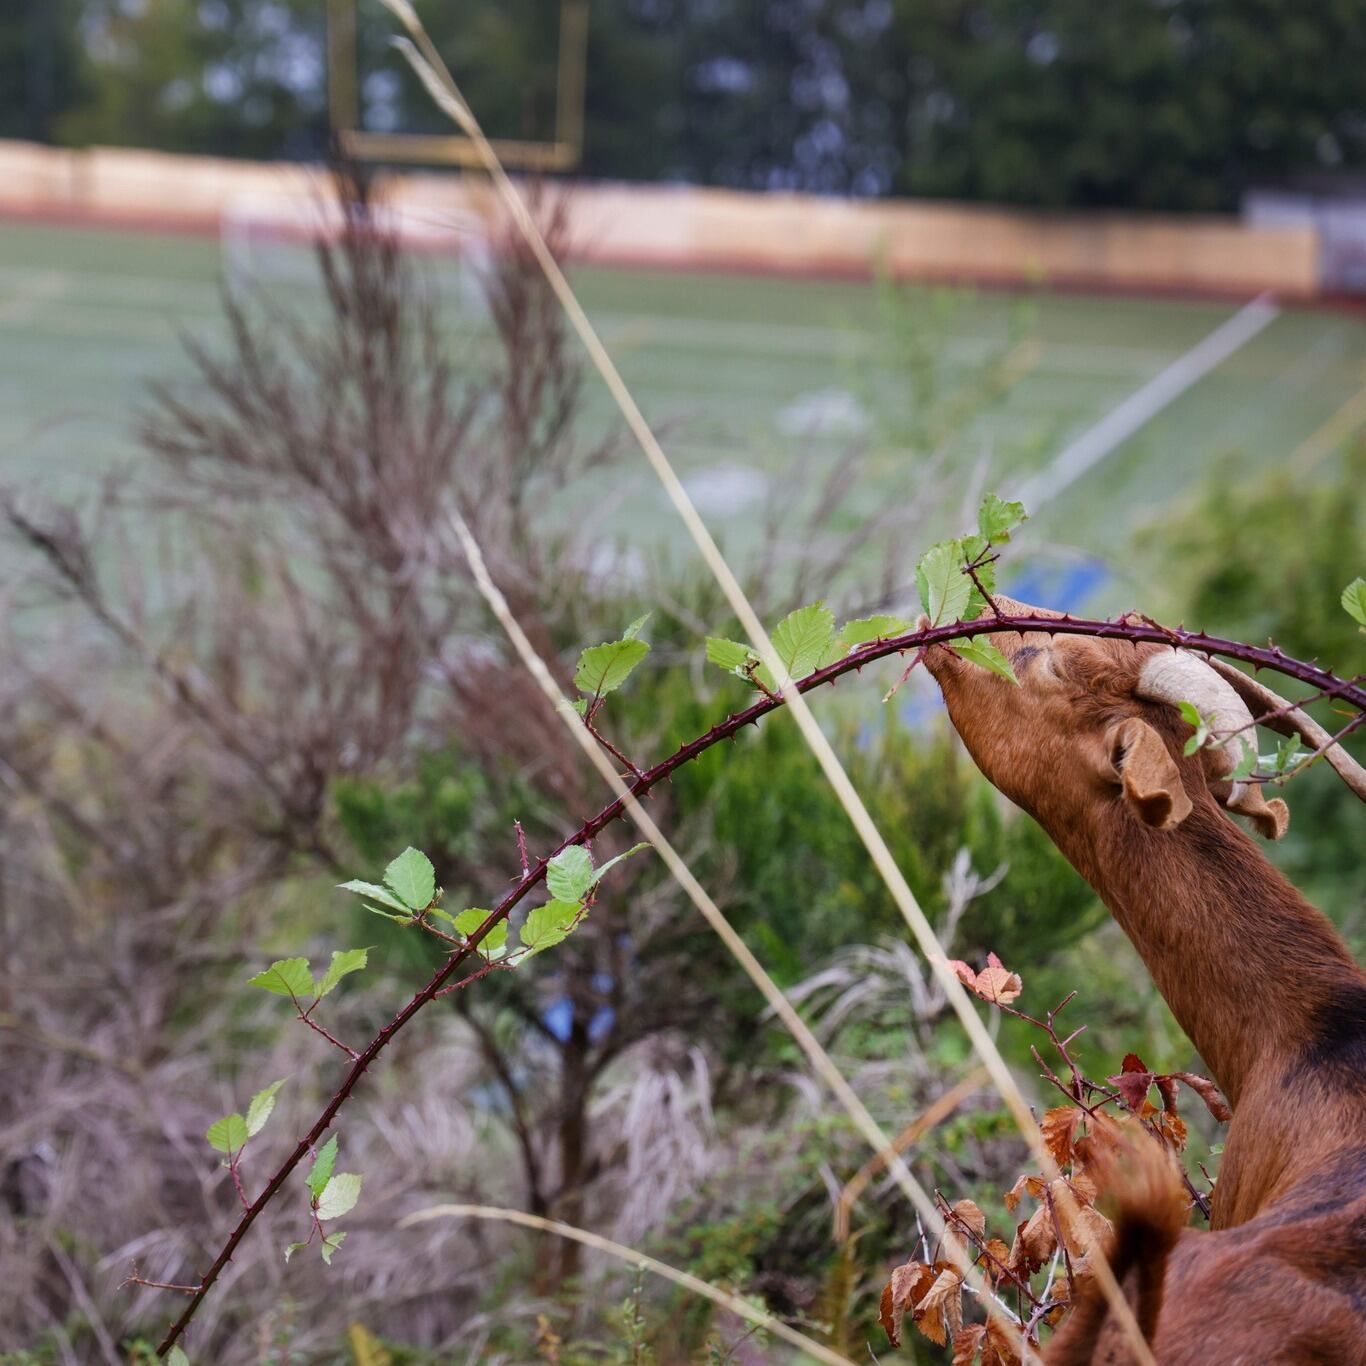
[2,218,1363,579]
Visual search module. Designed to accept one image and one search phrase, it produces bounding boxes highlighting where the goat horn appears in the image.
[1207,658,1366,806]
[1136,651,1256,794]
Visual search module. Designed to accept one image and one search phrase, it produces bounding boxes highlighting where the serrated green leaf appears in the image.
[705,637,757,677]
[336,879,409,914]
[519,899,581,956]
[1343,577,1366,629]
[306,1136,338,1200]
[978,492,1028,543]
[248,957,315,1001]
[621,612,651,640]
[320,1230,348,1264]
[574,638,650,699]
[958,534,996,618]
[245,1078,287,1138]
[168,1348,190,1366]
[316,1172,363,1221]
[838,615,913,650]
[1176,700,1205,729]
[1182,732,1206,757]
[318,948,368,998]
[769,603,836,682]
[452,907,508,957]
[546,846,595,901]
[383,847,435,910]
[284,1240,309,1263]
[1273,734,1303,774]
[363,902,413,924]
[206,1113,249,1154]
[1228,748,1258,781]
[586,842,650,891]
[916,540,972,626]
[568,697,589,717]
[949,638,1019,685]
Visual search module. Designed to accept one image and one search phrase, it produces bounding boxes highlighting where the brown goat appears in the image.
[923,598,1366,1364]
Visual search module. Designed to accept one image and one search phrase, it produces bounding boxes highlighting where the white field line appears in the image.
[1016,294,1281,509]
[391,8,1154,1360]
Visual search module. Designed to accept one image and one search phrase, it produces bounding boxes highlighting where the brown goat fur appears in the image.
[924,599,1366,1363]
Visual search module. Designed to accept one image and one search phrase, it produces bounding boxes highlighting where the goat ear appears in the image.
[1105,718,1193,830]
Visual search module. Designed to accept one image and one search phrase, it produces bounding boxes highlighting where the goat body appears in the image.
[924,599,1366,1363]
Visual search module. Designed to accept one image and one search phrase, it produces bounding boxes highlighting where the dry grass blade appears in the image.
[399,1203,854,1365]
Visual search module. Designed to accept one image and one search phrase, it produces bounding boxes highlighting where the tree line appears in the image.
[4,0,1364,210]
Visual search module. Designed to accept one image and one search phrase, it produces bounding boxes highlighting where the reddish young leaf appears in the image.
[1155,1073,1181,1113]
[1170,1070,1233,1123]
[1109,1066,1155,1114]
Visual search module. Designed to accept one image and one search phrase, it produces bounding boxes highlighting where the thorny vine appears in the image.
[145,606,1363,1355]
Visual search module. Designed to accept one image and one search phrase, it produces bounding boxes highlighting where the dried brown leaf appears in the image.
[982,1317,1026,1366]
[952,1323,986,1365]
[978,1237,1012,1280]
[1007,1205,1056,1277]
[1003,1172,1045,1214]
[974,963,1023,1005]
[951,1198,987,1238]
[1154,1109,1188,1152]
[1041,1105,1082,1168]
[913,1267,963,1346]
[1050,1179,1112,1260]
[945,954,1022,1005]
[879,1258,936,1348]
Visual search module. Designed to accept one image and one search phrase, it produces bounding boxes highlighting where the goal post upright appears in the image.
[325,0,589,172]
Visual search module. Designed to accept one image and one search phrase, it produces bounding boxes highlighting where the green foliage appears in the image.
[838,615,914,649]
[768,603,838,680]
[575,616,653,703]
[205,1113,250,1156]
[316,1172,363,1221]
[206,1079,286,1158]
[948,637,1018,685]
[248,958,316,1000]
[249,952,368,1002]
[1344,577,1366,630]
[318,949,369,998]
[167,1349,190,1366]
[520,899,583,957]
[306,1137,338,1200]
[978,494,1028,543]
[245,1079,287,1138]
[546,846,596,902]
[917,540,974,626]
[383,847,436,911]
